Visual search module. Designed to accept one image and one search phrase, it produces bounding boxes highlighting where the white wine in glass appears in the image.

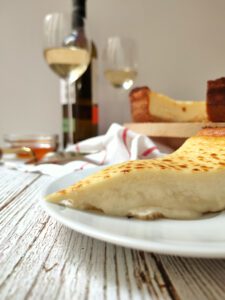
[44,47,90,83]
[43,13,91,147]
[103,37,138,90]
[104,68,137,90]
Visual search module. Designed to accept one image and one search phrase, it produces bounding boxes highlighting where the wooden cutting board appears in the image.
[124,122,225,138]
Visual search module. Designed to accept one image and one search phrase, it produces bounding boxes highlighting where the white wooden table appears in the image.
[1,166,225,300]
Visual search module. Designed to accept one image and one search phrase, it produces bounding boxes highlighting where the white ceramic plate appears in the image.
[40,167,225,258]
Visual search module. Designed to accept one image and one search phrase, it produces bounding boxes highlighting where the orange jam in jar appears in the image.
[4,134,59,161]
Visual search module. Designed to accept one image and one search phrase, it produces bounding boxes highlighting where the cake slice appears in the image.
[46,128,225,220]
[129,87,207,122]
[207,77,225,122]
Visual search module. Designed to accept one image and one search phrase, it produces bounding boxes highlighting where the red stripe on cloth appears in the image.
[75,143,80,153]
[141,146,158,157]
[78,162,90,170]
[122,128,131,157]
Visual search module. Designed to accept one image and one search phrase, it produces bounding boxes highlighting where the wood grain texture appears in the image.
[0,166,225,300]
[0,168,39,211]
[155,255,225,300]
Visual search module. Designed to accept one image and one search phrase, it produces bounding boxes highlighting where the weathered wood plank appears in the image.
[131,251,175,300]
[155,255,225,300]
[0,168,39,211]
[0,176,56,296]
[0,170,173,300]
[0,167,169,300]
[23,234,173,300]
[0,175,50,241]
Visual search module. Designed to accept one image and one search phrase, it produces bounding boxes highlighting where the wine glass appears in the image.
[103,36,138,90]
[103,36,138,124]
[43,12,91,147]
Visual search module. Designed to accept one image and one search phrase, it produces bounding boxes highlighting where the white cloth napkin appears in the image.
[4,123,172,177]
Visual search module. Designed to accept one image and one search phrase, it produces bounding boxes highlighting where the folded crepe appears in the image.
[45,128,225,220]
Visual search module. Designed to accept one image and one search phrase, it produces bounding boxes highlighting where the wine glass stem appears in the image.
[66,79,75,146]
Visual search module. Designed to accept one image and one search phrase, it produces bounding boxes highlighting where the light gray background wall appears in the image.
[1,0,225,146]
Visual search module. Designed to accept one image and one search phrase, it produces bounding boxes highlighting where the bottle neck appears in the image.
[72,11,85,28]
[72,0,86,13]
[72,0,86,18]
[73,6,86,18]
[72,0,87,29]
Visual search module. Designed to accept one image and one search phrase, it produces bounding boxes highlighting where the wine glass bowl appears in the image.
[103,37,138,90]
[44,47,90,83]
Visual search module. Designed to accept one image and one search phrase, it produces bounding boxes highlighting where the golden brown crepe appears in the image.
[46,128,225,220]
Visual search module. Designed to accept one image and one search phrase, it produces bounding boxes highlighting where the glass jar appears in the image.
[4,134,59,161]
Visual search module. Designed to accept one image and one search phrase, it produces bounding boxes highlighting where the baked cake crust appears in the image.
[207,77,225,122]
[129,87,152,122]
[129,87,169,122]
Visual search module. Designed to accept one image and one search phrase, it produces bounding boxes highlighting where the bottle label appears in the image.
[63,118,75,132]
[60,80,75,105]
[92,104,98,125]
[63,118,69,133]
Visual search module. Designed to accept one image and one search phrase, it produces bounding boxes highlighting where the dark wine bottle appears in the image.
[62,0,98,147]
